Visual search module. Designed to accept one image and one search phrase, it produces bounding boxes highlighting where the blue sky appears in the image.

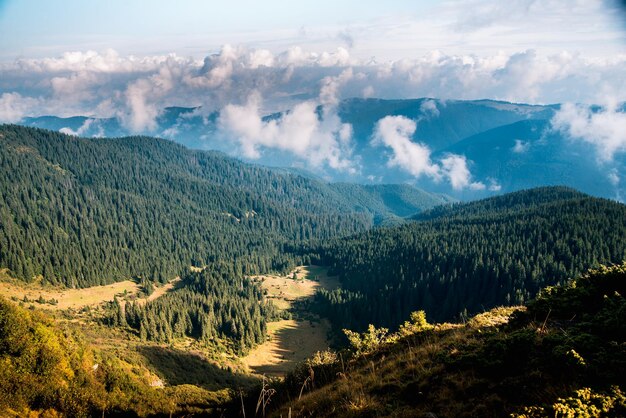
[0,0,438,59]
[1,0,624,60]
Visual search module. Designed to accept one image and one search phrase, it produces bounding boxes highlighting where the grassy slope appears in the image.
[0,295,260,417]
[270,264,626,417]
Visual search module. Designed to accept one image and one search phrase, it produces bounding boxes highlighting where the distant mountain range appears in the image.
[18,98,625,201]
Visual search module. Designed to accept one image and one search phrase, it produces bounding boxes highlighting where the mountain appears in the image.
[328,183,455,224]
[337,97,555,152]
[17,98,626,200]
[436,119,621,198]
[0,124,450,359]
[20,97,624,201]
[0,124,445,288]
[309,187,626,329]
[1,127,625,416]
[268,264,626,417]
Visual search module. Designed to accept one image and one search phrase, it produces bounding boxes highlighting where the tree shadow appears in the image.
[138,345,259,391]
[247,318,331,376]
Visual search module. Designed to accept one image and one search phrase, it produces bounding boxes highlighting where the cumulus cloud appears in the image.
[371,116,440,178]
[372,115,486,190]
[419,99,440,118]
[219,92,355,172]
[440,154,486,190]
[1,45,626,185]
[2,46,625,126]
[320,68,353,106]
[551,102,626,161]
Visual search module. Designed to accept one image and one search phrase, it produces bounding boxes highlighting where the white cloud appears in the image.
[2,47,625,127]
[487,178,502,191]
[59,118,94,136]
[551,102,626,161]
[512,139,530,153]
[420,99,440,118]
[320,68,353,106]
[440,154,486,190]
[372,116,440,178]
[362,85,374,98]
[372,115,487,190]
[218,92,355,171]
[0,92,39,122]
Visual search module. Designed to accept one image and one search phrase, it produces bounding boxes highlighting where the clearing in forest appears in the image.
[241,265,339,377]
[0,269,180,311]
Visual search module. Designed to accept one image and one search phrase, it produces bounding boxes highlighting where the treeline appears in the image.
[0,125,370,288]
[309,187,626,331]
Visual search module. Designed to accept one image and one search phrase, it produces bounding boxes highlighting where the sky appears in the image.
[1,0,625,60]
[1,0,626,191]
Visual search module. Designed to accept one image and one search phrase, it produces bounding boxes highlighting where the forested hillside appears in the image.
[0,125,444,288]
[310,187,626,331]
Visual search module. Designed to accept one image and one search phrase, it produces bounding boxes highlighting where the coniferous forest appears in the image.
[309,187,626,330]
[0,125,371,288]
[0,125,445,352]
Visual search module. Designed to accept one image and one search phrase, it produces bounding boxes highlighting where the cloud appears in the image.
[440,154,486,190]
[218,92,355,172]
[2,46,625,126]
[551,102,626,161]
[0,92,39,122]
[59,118,94,136]
[1,45,626,181]
[319,68,353,106]
[512,139,530,153]
[372,115,486,190]
[419,99,440,118]
[371,116,440,178]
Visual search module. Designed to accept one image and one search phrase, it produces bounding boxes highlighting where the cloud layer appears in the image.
[1,44,625,191]
[2,46,625,127]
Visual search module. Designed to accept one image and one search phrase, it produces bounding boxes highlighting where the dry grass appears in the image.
[0,278,139,311]
[242,319,332,376]
[269,316,520,417]
[135,277,182,306]
[241,266,339,377]
[0,269,180,311]
[252,265,339,311]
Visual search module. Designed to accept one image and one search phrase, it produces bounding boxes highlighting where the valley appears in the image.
[242,265,338,376]
[1,2,624,416]
[0,126,624,417]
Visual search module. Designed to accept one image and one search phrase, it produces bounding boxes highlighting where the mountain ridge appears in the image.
[18,97,624,201]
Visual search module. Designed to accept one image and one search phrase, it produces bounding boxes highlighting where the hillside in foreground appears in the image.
[268,264,626,417]
[3,263,624,417]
